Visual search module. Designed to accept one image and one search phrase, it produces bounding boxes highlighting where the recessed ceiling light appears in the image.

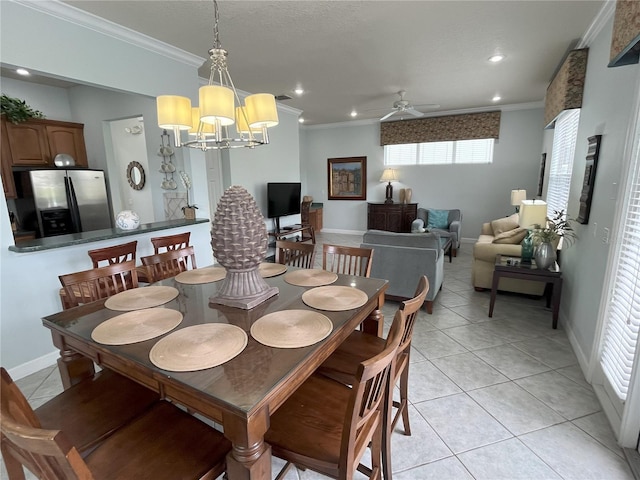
[298,117,305,123]
[488,54,505,63]
[492,95,501,102]
[16,68,30,76]
[350,110,358,117]
[294,87,304,95]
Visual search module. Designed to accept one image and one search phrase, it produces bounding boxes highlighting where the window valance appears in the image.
[609,0,640,67]
[544,48,588,128]
[379,111,501,146]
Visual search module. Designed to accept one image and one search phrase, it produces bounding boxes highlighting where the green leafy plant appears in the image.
[532,209,577,246]
[1,94,45,124]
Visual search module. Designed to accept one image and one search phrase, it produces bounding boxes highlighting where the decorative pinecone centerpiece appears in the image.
[209,185,278,309]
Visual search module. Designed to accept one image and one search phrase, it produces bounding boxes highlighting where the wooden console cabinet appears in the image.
[0,117,88,198]
[367,203,417,233]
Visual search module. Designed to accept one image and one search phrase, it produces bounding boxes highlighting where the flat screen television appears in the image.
[267,182,302,219]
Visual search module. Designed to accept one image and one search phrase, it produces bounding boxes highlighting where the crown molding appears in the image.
[578,0,616,48]
[13,0,205,68]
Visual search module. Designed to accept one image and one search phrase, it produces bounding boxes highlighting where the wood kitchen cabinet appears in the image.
[0,117,89,198]
[367,203,417,233]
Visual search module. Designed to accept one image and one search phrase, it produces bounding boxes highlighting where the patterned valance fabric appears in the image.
[544,48,589,127]
[379,111,501,146]
[609,0,640,67]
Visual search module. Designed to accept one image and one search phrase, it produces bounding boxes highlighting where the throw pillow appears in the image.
[491,213,519,236]
[492,227,528,244]
[427,209,449,229]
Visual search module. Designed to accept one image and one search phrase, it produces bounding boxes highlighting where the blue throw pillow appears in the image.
[427,209,449,229]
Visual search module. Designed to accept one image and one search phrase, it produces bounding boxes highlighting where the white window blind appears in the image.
[600,132,640,401]
[384,138,494,165]
[546,109,581,215]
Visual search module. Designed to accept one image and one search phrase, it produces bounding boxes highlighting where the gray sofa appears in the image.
[415,208,462,256]
[361,229,444,313]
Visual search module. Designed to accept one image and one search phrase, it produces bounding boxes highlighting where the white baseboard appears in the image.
[562,311,591,380]
[9,350,59,380]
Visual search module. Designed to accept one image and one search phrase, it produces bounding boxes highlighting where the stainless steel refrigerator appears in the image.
[14,168,112,238]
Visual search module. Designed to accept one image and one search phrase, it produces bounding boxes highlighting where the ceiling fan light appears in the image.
[188,107,216,136]
[246,93,279,128]
[157,95,192,130]
[199,85,235,126]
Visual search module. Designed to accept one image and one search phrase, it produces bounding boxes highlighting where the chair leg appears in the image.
[399,365,411,436]
[370,420,384,480]
[424,301,433,314]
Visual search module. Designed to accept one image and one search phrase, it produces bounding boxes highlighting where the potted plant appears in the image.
[1,94,45,124]
[179,171,198,220]
[531,209,577,268]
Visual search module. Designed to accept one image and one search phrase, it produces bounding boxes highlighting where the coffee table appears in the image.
[489,254,563,328]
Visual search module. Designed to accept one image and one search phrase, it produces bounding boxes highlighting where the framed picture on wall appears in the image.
[537,153,546,197]
[576,135,602,224]
[327,156,367,200]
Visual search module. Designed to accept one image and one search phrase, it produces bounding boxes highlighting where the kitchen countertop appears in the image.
[8,218,209,253]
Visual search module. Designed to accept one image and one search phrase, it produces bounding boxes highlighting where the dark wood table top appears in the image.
[495,254,561,277]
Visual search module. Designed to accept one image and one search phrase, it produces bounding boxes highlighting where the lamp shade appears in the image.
[188,108,216,136]
[510,189,527,206]
[157,95,192,130]
[246,93,279,128]
[380,169,399,183]
[519,200,548,228]
[235,106,261,135]
[199,85,235,126]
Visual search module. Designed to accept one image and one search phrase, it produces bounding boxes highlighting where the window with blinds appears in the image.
[546,109,581,215]
[600,132,640,402]
[384,138,493,166]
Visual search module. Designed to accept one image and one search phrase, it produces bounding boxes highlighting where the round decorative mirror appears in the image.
[126,161,145,190]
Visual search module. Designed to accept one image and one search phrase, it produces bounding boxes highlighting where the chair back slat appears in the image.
[322,244,373,277]
[58,260,139,308]
[140,246,197,283]
[398,275,430,353]
[87,241,137,268]
[275,240,315,268]
[150,232,191,254]
[340,310,404,474]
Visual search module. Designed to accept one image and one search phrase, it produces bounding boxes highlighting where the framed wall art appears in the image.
[537,153,546,197]
[576,135,602,224]
[327,156,367,200]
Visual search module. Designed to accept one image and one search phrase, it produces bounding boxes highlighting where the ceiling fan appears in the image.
[379,90,439,121]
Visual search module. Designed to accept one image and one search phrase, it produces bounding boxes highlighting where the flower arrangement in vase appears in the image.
[179,171,198,219]
[531,209,577,269]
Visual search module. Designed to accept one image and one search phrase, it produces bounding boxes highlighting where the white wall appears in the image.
[552,16,640,367]
[301,108,545,237]
[1,77,73,121]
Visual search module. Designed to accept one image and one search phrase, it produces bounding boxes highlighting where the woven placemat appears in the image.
[302,286,369,311]
[259,263,287,278]
[250,309,333,348]
[149,324,248,372]
[105,286,179,311]
[175,266,226,284]
[91,308,182,345]
[284,269,338,287]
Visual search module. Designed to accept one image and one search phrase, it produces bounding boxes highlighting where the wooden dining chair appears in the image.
[87,240,138,267]
[317,275,429,480]
[265,310,404,480]
[275,239,316,268]
[150,231,191,253]
[0,367,159,462]
[140,245,197,283]
[1,369,231,480]
[322,243,374,277]
[58,259,139,309]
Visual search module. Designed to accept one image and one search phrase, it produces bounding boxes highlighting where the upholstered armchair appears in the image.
[414,208,462,256]
[361,229,444,313]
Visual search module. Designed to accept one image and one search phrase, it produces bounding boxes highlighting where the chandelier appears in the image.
[156,0,278,150]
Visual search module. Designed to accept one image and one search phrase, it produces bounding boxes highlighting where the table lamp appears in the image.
[519,200,547,263]
[380,169,399,204]
[510,189,526,213]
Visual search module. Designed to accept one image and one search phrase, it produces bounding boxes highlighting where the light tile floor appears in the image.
[3,232,634,480]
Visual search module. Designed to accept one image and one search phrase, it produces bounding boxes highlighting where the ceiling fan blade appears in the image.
[380,110,398,121]
[412,103,441,110]
[406,108,425,117]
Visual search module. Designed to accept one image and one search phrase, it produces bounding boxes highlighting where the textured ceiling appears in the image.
[52,1,605,125]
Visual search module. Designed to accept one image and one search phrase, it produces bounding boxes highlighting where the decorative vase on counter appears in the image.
[183,207,196,220]
[399,189,406,204]
[405,188,413,204]
[115,210,140,230]
[521,231,534,263]
[534,241,557,269]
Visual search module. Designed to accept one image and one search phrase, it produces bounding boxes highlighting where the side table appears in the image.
[489,254,563,329]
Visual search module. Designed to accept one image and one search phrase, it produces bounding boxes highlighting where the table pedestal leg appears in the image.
[226,442,272,480]
[489,272,500,317]
[362,294,385,337]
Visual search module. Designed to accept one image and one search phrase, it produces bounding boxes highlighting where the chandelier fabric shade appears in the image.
[156,0,278,150]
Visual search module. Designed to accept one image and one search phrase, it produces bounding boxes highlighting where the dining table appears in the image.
[42,266,388,480]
